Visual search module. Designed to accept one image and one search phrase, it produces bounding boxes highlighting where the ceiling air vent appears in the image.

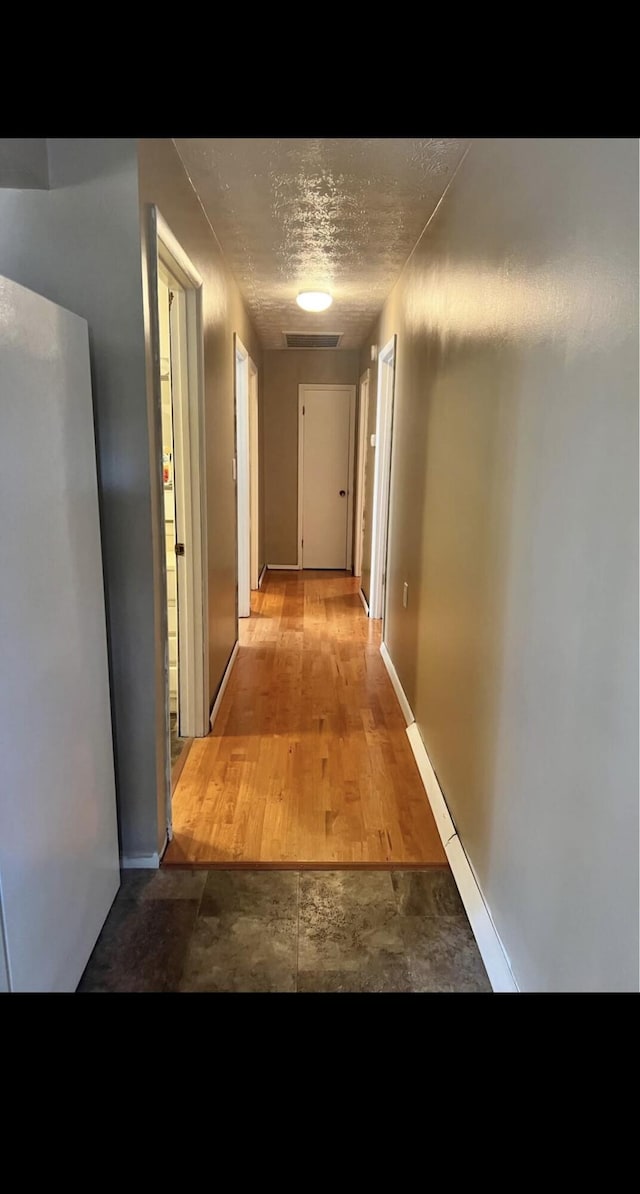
[284,332,343,349]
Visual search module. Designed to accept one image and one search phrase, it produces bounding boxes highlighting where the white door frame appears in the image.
[235,336,251,617]
[155,210,209,747]
[369,336,397,619]
[249,358,260,590]
[157,266,181,718]
[353,368,370,578]
[297,383,356,570]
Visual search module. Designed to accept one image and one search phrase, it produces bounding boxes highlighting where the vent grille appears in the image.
[284,332,343,349]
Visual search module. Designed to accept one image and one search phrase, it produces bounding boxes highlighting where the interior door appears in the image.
[301,386,354,569]
[0,274,120,992]
[354,373,369,578]
[158,271,180,717]
[235,341,251,617]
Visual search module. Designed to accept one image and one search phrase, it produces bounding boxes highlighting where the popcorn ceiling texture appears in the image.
[173,139,468,349]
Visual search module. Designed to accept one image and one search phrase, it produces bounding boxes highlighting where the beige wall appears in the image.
[362,138,638,991]
[263,349,360,563]
[138,140,263,840]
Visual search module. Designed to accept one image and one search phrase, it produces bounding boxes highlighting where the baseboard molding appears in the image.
[210,640,239,730]
[267,563,300,570]
[406,722,456,844]
[358,587,369,615]
[379,640,518,993]
[121,853,160,870]
[380,641,414,726]
[405,720,518,993]
[444,835,518,993]
[258,564,267,588]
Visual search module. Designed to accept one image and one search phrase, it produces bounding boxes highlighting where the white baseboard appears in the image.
[258,565,267,589]
[406,722,456,844]
[358,587,369,614]
[121,853,160,870]
[405,720,518,993]
[210,640,239,730]
[267,563,300,570]
[444,835,518,993]
[380,641,414,726]
[379,641,519,993]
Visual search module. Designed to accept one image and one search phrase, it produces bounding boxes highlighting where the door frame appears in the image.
[369,336,397,619]
[249,357,260,590]
[297,383,356,571]
[234,336,253,617]
[353,368,370,578]
[157,265,184,726]
[148,207,209,838]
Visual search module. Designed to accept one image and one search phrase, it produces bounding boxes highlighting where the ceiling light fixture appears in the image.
[296,291,333,312]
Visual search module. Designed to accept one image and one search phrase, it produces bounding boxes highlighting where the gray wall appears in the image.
[0,139,49,188]
[0,139,158,860]
[362,138,639,991]
[263,349,360,563]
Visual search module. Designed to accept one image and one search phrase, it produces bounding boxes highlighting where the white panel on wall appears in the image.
[0,274,120,992]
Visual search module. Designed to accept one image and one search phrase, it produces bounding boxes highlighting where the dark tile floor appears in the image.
[77,868,492,993]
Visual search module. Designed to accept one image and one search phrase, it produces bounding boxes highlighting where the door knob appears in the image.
[339,490,346,497]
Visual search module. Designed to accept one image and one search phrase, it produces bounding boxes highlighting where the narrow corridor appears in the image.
[78,572,486,992]
[164,571,446,866]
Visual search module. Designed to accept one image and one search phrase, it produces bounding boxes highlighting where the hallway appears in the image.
[164,571,446,867]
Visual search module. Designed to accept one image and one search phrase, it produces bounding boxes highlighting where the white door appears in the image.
[235,338,250,617]
[354,371,370,578]
[158,271,180,715]
[369,337,397,619]
[249,361,260,590]
[299,385,356,569]
[0,274,120,992]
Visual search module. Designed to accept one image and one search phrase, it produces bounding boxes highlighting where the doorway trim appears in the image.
[234,336,253,618]
[353,368,370,578]
[156,214,208,739]
[369,336,397,619]
[297,383,356,571]
[249,357,260,591]
[147,206,209,847]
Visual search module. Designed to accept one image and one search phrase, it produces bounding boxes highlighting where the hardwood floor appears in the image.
[163,571,446,868]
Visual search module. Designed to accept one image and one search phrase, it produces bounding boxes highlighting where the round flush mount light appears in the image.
[296,291,333,312]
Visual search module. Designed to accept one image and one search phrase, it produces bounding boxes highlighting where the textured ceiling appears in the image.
[173,138,469,349]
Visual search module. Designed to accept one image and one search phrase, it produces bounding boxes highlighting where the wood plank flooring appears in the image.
[163,571,446,867]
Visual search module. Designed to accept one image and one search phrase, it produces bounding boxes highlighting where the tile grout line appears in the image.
[195,871,207,918]
[185,869,208,985]
[295,871,300,993]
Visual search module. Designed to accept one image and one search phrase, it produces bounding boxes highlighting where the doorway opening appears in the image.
[249,358,260,591]
[235,337,259,617]
[353,368,370,579]
[152,211,209,834]
[368,336,397,622]
[157,265,185,769]
[297,384,356,570]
